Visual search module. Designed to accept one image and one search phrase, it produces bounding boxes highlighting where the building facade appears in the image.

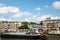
[0,21,22,32]
[43,18,60,34]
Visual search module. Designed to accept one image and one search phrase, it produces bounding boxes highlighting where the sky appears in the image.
[0,0,60,23]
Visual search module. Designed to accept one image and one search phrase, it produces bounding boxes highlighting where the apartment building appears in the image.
[0,21,22,32]
[43,18,60,34]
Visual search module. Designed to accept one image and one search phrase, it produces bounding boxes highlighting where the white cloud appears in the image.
[0,18,11,21]
[25,18,31,22]
[0,14,59,23]
[37,15,60,21]
[25,14,60,23]
[12,11,33,18]
[25,14,39,22]
[0,3,60,23]
[0,17,18,22]
[0,3,5,6]
[51,16,59,20]
[12,13,22,18]
[0,6,20,14]
[37,15,51,21]
[52,1,60,9]
[25,18,36,22]
[0,17,7,21]
[35,7,41,11]
[25,15,48,22]
[44,5,48,8]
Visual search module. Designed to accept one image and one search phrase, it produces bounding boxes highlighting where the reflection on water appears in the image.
[0,37,40,40]
[1,38,25,40]
[0,37,19,40]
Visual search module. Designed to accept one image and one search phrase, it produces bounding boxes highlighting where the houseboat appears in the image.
[1,24,47,40]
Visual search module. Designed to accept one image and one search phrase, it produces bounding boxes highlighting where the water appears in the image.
[0,38,27,40]
[0,37,40,40]
[0,38,24,40]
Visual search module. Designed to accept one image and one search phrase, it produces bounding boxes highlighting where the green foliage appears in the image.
[21,22,29,29]
[30,22,38,25]
[20,22,38,29]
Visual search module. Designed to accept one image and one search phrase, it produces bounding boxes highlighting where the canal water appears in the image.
[0,38,40,40]
[0,38,24,40]
[0,36,60,40]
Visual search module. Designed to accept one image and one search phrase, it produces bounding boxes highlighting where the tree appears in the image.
[21,22,29,29]
[20,22,38,29]
[30,22,38,25]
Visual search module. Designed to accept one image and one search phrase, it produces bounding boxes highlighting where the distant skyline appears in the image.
[0,0,60,23]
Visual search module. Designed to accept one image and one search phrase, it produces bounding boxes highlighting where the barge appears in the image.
[1,32,47,40]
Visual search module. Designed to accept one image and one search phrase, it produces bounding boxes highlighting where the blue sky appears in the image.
[0,0,60,23]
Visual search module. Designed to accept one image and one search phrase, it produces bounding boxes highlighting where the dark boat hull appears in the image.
[1,34,42,39]
[1,33,47,40]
